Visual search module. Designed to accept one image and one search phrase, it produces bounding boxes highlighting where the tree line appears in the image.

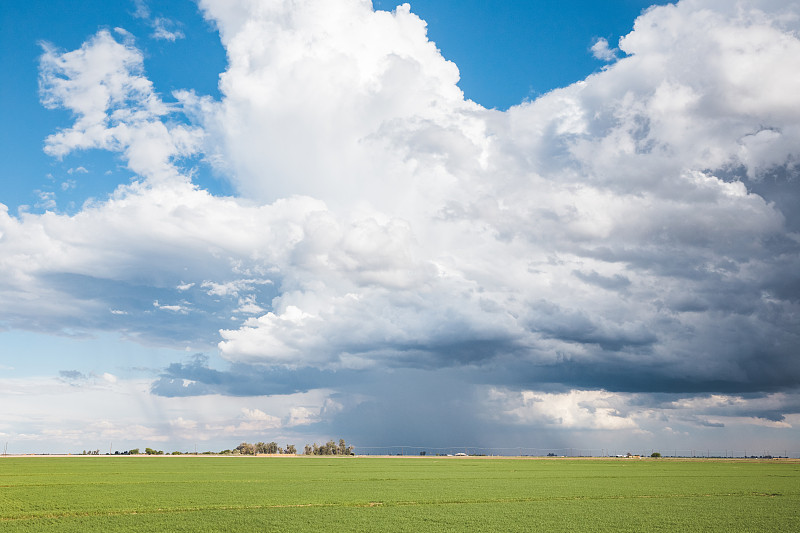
[230,439,353,456]
[226,442,296,455]
[110,439,353,456]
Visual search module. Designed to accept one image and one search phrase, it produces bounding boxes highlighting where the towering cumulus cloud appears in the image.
[3,0,800,448]
[196,0,800,391]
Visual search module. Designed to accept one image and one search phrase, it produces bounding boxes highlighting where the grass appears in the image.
[1,457,798,531]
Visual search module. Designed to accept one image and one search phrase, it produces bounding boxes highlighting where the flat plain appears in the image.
[1,456,798,532]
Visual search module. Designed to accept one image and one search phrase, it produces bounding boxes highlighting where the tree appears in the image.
[236,442,255,455]
[266,441,279,454]
[129,448,140,455]
[284,444,297,455]
[304,444,313,455]
[336,439,353,455]
[651,452,661,458]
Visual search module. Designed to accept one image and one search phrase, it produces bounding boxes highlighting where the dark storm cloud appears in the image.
[638,391,800,424]
[572,270,631,292]
[320,368,509,448]
[741,166,800,233]
[526,300,657,352]
[151,354,341,397]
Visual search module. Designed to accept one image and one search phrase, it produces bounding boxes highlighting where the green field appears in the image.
[1,457,798,532]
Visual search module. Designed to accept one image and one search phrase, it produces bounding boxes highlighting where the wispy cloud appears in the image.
[151,17,185,41]
[131,0,184,41]
[131,0,150,20]
[153,300,189,314]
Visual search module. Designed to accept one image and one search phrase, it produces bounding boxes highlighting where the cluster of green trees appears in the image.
[112,448,169,455]
[221,439,352,456]
[222,442,297,455]
[304,439,353,456]
[115,448,165,455]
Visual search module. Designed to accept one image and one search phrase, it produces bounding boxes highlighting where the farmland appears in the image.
[1,457,798,532]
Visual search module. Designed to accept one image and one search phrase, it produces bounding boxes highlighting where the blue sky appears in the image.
[1,0,800,456]
[376,0,658,107]
[1,0,651,214]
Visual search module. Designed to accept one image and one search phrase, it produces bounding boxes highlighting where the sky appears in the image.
[1,0,799,456]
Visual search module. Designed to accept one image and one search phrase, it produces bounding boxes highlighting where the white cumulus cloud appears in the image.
[590,37,618,61]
